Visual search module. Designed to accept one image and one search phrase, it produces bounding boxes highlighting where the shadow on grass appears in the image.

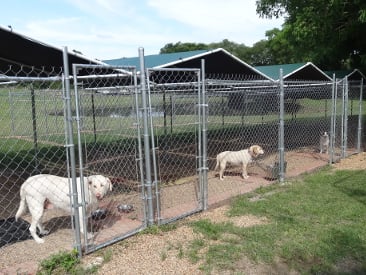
[319,228,366,274]
[332,170,366,205]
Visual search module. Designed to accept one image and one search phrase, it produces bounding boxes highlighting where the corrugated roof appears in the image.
[104,48,271,80]
[325,70,351,79]
[255,63,306,80]
[255,62,331,81]
[104,50,209,69]
[325,69,366,80]
[0,25,106,76]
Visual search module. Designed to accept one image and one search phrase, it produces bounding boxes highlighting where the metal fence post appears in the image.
[342,76,349,158]
[357,78,364,152]
[139,47,154,225]
[330,74,337,163]
[62,47,82,256]
[72,64,89,249]
[200,59,208,210]
[133,67,148,226]
[146,69,161,224]
[30,84,40,173]
[278,69,285,183]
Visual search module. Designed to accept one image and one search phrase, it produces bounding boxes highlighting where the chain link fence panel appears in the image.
[280,80,334,176]
[204,75,279,202]
[337,79,364,157]
[147,68,205,224]
[0,68,77,255]
[72,65,147,253]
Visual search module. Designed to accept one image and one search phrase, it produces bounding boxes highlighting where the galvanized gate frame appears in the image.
[66,60,148,254]
[141,58,208,225]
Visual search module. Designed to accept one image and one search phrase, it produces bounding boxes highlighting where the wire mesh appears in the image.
[72,65,147,253]
[0,62,364,264]
[147,68,204,224]
[204,75,279,201]
[0,68,74,252]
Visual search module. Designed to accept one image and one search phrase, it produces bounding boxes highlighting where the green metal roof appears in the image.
[255,63,306,80]
[255,62,331,81]
[325,70,351,79]
[104,50,209,69]
[103,48,271,79]
[325,69,366,80]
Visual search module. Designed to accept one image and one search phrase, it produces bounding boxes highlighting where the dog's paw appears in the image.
[39,229,50,235]
[35,238,45,244]
[243,175,249,179]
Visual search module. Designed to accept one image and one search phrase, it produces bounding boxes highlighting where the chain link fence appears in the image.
[335,78,364,158]
[0,69,73,252]
[146,68,205,224]
[204,75,279,202]
[71,64,147,253]
[0,54,364,265]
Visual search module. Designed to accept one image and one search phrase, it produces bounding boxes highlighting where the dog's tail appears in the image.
[214,157,219,171]
[15,185,27,221]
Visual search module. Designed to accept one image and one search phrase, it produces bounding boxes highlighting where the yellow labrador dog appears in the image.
[15,174,112,244]
[215,145,264,180]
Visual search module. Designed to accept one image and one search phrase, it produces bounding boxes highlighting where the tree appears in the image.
[208,39,250,59]
[159,42,208,53]
[159,40,255,64]
[256,0,366,71]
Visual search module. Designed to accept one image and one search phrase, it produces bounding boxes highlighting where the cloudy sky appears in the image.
[2,0,283,60]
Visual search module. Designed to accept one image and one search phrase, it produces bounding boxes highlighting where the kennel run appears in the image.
[0,47,364,263]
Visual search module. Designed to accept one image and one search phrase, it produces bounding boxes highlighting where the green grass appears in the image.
[187,167,366,273]
[37,249,82,275]
[37,248,116,274]
[138,223,178,235]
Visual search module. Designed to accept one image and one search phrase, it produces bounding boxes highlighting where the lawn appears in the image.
[189,167,366,273]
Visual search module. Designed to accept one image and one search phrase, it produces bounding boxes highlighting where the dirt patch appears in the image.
[91,205,271,275]
[332,152,366,170]
[191,204,268,227]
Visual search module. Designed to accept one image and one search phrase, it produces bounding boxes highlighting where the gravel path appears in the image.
[87,206,270,275]
[332,152,366,170]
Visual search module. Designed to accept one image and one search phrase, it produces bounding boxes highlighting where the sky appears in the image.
[2,0,284,61]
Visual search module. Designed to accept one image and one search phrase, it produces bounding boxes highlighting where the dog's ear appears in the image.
[251,145,262,157]
[108,178,112,191]
[248,146,256,158]
[86,176,94,186]
[254,146,259,157]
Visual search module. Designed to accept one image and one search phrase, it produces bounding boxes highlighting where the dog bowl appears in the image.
[91,208,108,220]
[117,204,134,213]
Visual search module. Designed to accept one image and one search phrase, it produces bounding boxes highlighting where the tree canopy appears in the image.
[159,1,366,72]
[159,39,272,66]
[256,0,366,71]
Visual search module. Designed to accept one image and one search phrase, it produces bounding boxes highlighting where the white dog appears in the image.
[215,145,264,180]
[15,174,112,244]
[319,132,329,154]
